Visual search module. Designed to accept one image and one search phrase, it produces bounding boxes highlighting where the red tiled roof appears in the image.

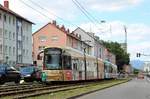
[0,4,34,24]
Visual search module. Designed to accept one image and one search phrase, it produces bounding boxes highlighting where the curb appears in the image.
[68,79,131,99]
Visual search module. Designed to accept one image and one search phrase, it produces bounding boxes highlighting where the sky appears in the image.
[0,0,150,68]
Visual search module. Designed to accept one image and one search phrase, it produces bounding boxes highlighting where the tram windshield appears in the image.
[45,54,61,70]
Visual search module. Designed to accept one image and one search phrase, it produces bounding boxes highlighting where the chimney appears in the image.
[52,20,56,26]
[67,29,70,33]
[61,25,65,32]
[56,25,59,28]
[4,0,9,9]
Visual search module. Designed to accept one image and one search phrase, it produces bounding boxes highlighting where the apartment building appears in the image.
[32,20,91,67]
[73,27,116,64]
[0,0,33,66]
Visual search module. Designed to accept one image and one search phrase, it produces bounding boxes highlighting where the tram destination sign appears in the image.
[45,50,61,54]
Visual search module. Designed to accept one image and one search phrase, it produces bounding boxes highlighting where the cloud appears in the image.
[0,0,143,25]
[78,21,150,61]
[0,0,148,62]
[0,0,144,32]
[83,0,143,11]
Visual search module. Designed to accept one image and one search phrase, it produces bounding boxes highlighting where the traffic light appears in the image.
[136,53,141,57]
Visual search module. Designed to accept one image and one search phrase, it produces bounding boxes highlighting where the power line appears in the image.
[19,0,53,21]
[72,0,104,30]
[29,0,78,27]
[71,0,99,28]
[20,0,105,33]
[73,0,102,25]
[19,0,78,29]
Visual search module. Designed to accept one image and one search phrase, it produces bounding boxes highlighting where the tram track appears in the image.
[0,79,116,99]
[0,84,46,93]
[13,84,89,99]
[0,83,43,90]
[0,83,45,92]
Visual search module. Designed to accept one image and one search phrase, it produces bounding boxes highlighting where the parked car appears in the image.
[137,73,144,79]
[19,65,42,82]
[0,64,21,84]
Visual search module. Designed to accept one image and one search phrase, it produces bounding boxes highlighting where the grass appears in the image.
[27,79,130,99]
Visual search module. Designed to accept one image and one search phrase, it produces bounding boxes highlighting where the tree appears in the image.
[133,68,139,75]
[101,41,130,72]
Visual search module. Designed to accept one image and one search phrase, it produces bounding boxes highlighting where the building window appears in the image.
[0,44,2,54]
[39,36,47,42]
[38,46,45,51]
[18,41,22,50]
[0,28,2,38]
[18,55,22,62]
[4,14,6,22]
[23,49,25,57]
[51,36,58,41]
[9,16,11,24]
[26,37,28,43]
[99,48,102,58]
[13,32,15,40]
[13,18,15,25]
[9,46,11,56]
[68,37,72,47]
[5,30,7,39]
[5,45,7,55]
[26,24,28,31]
[72,39,77,49]
[78,41,82,51]
[13,47,15,55]
[26,50,28,56]
[9,31,11,40]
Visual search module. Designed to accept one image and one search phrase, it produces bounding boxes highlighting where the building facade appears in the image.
[0,0,33,66]
[143,62,150,73]
[33,21,102,79]
[33,20,118,79]
[32,21,92,67]
[73,28,94,56]
[73,28,116,64]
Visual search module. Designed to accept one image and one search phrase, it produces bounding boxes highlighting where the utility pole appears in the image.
[83,40,91,80]
[124,25,127,52]
[96,45,99,79]
[83,47,87,80]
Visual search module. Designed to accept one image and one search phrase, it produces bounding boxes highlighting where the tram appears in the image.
[37,47,117,82]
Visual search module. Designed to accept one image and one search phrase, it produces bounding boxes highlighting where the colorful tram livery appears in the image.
[38,47,117,82]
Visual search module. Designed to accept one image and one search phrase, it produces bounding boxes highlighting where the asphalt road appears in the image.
[77,77,150,99]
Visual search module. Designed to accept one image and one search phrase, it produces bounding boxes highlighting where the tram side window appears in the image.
[63,55,71,70]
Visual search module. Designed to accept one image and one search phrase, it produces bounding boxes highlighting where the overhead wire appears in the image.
[72,0,98,27]
[19,0,106,33]
[73,0,103,25]
[29,0,78,27]
[19,0,53,21]
[72,0,104,30]
[19,0,78,29]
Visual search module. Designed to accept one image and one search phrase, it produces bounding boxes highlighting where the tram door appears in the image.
[72,59,79,80]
